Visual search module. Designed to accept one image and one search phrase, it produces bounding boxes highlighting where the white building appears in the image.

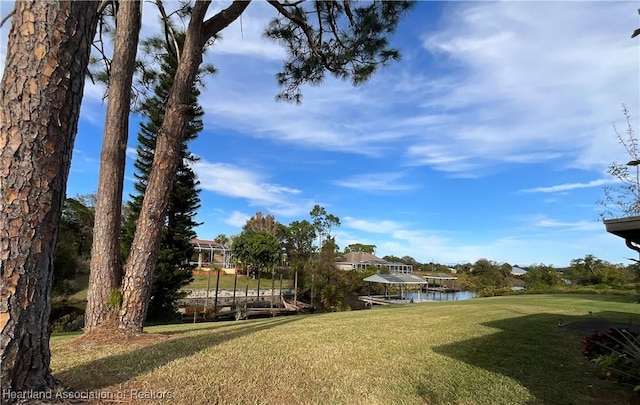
[335,252,413,274]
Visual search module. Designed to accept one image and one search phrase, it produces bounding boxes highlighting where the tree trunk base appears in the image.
[78,327,167,345]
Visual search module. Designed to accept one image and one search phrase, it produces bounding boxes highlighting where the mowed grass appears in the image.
[186,273,293,291]
[50,295,640,404]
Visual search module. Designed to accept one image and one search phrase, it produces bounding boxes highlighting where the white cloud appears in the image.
[529,214,602,232]
[334,172,417,192]
[199,75,402,157]
[191,159,310,217]
[195,1,638,177]
[69,149,99,174]
[126,147,137,159]
[205,2,284,60]
[408,1,639,175]
[521,178,617,193]
[342,217,403,234]
[337,211,625,266]
[338,220,623,267]
[224,210,250,228]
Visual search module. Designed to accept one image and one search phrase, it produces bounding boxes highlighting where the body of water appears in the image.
[404,290,477,302]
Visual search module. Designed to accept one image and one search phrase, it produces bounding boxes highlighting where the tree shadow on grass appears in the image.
[54,316,300,391]
[152,317,275,336]
[430,311,639,405]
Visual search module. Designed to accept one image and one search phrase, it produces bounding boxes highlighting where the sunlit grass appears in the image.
[50,295,640,404]
[185,273,293,291]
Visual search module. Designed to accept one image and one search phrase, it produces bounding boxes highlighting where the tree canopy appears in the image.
[344,243,376,254]
[283,219,317,271]
[232,231,281,275]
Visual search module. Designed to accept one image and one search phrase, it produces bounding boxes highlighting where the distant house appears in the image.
[189,238,233,270]
[511,266,528,276]
[335,252,413,274]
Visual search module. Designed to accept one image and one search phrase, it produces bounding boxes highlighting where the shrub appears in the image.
[477,287,517,297]
[51,313,85,333]
[53,279,76,296]
[582,328,640,392]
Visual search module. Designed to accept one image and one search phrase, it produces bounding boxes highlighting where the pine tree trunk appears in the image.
[85,0,142,333]
[118,0,250,333]
[118,11,207,334]
[0,0,98,392]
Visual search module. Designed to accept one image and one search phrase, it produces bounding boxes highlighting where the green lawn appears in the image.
[50,294,640,404]
[186,273,293,290]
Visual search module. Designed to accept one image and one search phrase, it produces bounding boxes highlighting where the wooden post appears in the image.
[245,270,249,300]
[257,270,261,303]
[244,270,249,311]
[294,271,298,304]
[213,269,221,320]
[204,268,211,319]
[232,270,238,308]
[270,270,275,316]
[310,273,314,308]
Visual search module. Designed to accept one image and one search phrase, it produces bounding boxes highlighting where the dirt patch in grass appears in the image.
[71,329,169,346]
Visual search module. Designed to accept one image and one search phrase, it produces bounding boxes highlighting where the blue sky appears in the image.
[2,1,639,267]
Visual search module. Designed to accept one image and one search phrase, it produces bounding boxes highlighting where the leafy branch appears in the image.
[598,105,640,219]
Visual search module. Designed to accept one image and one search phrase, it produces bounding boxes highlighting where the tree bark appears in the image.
[0,0,98,392]
[85,0,142,333]
[118,0,250,333]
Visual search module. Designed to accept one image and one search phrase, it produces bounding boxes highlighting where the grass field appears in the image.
[50,294,640,404]
[186,273,294,291]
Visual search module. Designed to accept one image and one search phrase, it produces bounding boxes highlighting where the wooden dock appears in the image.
[358,295,428,306]
[180,296,310,322]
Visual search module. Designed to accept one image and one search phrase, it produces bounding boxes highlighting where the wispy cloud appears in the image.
[407,1,639,175]
[191,159,311,217]
[338,213,618,266]
[224,210,250,228]
[529,214,602,232]
[343,217,403,234]
[334,172,417,192]
[521,179,616,194]
[69,149,99,173]
[205,2,284,61]
[126,147,137,159]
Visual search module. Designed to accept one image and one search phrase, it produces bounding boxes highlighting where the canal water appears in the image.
[404,290,477,302]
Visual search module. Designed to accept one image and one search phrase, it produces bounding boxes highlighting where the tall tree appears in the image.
[523,264,562,288]
[215,233,230,246]
[283,220,316,271]
[112,0,414,333]
[344,243,376,254]
[310,205,341,247]
[232,231,281,276]
[86,0,142,332]
[566,255,623,286]
[471,259,506,288]
[120,30,204,322]
[0,1,99,391]
[304,237,345,311]
[54,196,96,293]
[60,195,96,259]
[243,212,283,238]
